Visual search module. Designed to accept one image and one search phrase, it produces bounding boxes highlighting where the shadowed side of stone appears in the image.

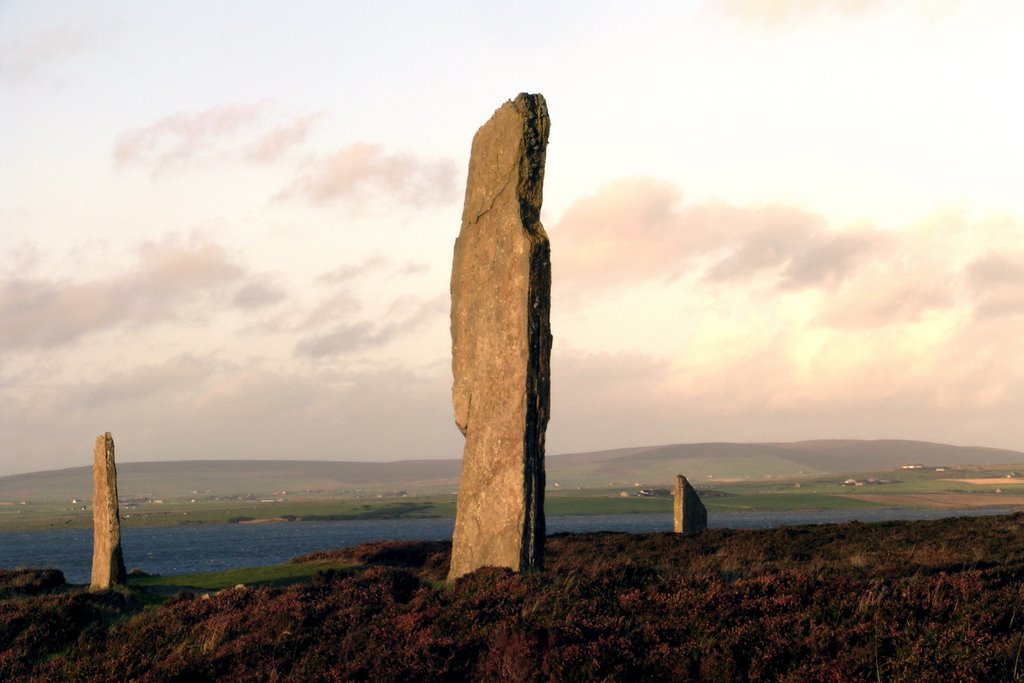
[90,432,127,590]
[674,474,708,535]
[448,93,551,581]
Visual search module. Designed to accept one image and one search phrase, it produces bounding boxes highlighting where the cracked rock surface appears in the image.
[674,475,708,535]
[91,432,127,590]
[448,93,551,581]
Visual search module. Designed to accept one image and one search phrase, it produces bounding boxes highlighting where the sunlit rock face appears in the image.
[91,432,127,590]
[448,93,551,582]
[674,475,708,535]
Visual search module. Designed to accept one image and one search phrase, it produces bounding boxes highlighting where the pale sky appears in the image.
[2,1,1023,476]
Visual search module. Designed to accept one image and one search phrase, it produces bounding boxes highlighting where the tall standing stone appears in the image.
[674,474,707,535]
[90,432,127,590]
[448,93,552,581]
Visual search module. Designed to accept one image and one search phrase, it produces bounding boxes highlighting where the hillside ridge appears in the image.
[2,439,1022,502]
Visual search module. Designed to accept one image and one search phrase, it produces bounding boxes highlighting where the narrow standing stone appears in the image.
[674,474,708,535]
[448,93,552,581]
[90,432,127,590]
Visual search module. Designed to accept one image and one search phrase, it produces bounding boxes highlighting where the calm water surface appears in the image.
[1,508,1014,585]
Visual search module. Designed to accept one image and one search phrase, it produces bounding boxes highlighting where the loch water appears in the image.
[0,507,1015,585]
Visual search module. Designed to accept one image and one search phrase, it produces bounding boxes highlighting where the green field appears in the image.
[0,496,460,533]
[1,462,1020,534]
[128,559,358,591]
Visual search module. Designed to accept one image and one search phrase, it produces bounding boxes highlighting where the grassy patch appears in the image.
[0,496,460,532]
[544,493,671,515]
[128,559,357,591]
[705,493,889,511]
[5,470,1021,533]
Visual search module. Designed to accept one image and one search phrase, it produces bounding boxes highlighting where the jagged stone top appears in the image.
[451,92,550,437]
[459,93,549,239]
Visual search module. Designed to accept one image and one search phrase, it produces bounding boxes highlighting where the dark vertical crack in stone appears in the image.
[517,92,551,571]
[449,93,551,580]
[91,432,127,590]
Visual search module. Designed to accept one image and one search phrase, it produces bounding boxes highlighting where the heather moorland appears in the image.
[3,513,1023,681]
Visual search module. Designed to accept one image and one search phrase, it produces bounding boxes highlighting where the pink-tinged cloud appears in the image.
[820,280,954,329]
[280,143,458,209]
[966,252,1024,319]
[112,102,312,173]
[0,357,462,472]
[73,354,218,407]
[552,177,879,293]
[806,216,1012,330]
[0,24,95,83]
[549,347,675,449]
[395,261,430,276]
[550,178,692,286]
[316,256,430,285]
[295,295,445,358]
[114,102,269,170]
[244,113,324,164]
[315,256,391,285]
[706,222,885,289]
[563,314,1024,451]
[705,223,814,282]
[779,230,884,289]
[291,257,441,352]
[0,234,243,350]
[232,279,286,309]
[548,307,1024,453]
[1,240,41,272]
[551,181,1022,343]
[548,184,1023,450]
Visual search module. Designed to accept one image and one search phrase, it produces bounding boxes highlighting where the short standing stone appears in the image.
[448,93,552,581]
[90,432,127,590]
[674,474,707,535]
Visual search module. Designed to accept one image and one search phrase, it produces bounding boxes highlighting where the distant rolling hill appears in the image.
[550,439,1024,484]
[1,439,1022,503]
[0,459,464,504]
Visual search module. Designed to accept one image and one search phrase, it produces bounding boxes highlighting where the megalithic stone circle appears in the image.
[674,474,708,535]
[448,93,552,582]
[90,432,127,590]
